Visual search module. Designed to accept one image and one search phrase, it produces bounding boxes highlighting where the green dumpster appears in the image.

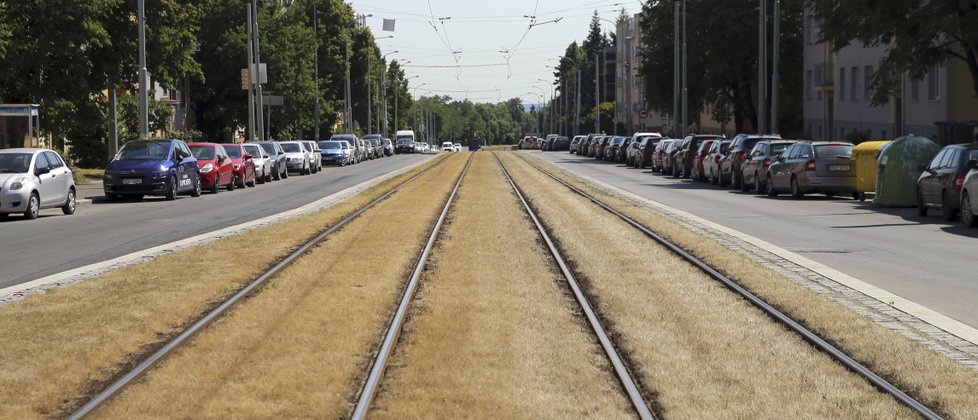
[874,135,941,207]
[853,141,891,202]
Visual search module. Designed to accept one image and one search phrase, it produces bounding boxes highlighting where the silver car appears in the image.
[0,148,76,219]
[765,141,857,199]
[243,143,272,184]
[301,141,322,173]
[278,141,311,175]
[252,141,289,180]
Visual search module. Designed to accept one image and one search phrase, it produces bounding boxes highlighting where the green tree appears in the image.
[386,59,413,132]
[809,0,978,104]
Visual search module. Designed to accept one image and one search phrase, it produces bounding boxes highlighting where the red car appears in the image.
[691,139,717,181]
[189,142,235,193]
[222,143,257,188]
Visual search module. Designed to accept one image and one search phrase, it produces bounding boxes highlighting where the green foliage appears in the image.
[809,0,978,104]
[169,128,205,143]
[116,94,174,142]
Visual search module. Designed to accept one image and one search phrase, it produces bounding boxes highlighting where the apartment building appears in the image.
[616,13,670,134]
[803,9,978,143]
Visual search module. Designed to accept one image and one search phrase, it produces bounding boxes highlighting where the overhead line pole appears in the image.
[771,0,780,134]
[682,0,687,138]
[673,2,679,138]
[758,0,768,134]
[253,0,265,141]
[246,6,256,142]
[137,0,148,139]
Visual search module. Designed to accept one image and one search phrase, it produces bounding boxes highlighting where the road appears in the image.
[0,154,434,289]
[532,151,978,329]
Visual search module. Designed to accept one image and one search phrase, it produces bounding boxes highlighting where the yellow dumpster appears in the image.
[853,140,891,201]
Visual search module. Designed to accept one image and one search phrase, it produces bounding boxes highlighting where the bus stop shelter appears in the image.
[0,104,41,149]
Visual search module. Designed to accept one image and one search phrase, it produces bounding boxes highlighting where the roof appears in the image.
[0,148,47,153]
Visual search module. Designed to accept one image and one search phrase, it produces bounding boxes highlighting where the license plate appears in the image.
[123,178,142,185]
[828,165,850,171]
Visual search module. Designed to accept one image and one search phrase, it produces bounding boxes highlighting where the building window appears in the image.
[838,68,846,101]
[927,65,940,101]
[864,65,874,100]
[806,70,813,100]
[851,67,860,101]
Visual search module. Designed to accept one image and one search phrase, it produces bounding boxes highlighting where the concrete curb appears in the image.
[533,155,978,348]
[0,156,435,305]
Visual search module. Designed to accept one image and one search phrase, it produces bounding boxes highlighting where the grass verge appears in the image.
[0,155,448,417]
[500,152,915,418]
[517,151,978,418]
[72,168,104,184]
[93,154,469,417]
[370,152,634,418]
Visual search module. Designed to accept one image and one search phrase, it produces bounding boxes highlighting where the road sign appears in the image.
[594,118,600,125]
[639,109,649,119]
[241,69,249,90]
[262,95,284,106]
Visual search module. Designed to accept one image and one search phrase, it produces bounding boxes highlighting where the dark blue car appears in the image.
[103,139,202,201]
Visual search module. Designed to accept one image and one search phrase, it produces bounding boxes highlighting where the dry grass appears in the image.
[518,152,978,418]
[93,155,470,417]
[370,153,633,419]
[71,168,104,184]
[499,152,916,418]
[0,154,450,418]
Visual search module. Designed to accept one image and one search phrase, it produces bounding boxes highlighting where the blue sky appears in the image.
[349,0,643,104]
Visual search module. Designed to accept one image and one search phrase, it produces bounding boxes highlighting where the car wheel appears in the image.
[766,175,778,197]
[191,176,202,197]
[962,192,978,227]
[210,177,220,194]
[282,168,289,179]
[272,167,281,181]
[24,192,39,220]
[942,191,957,221]
[917,190,928,216]
[247,173,256,187]
[790,177,804,199]
[257,170,265,184]
[731,172,740,190]
[227,174,236,191]
[165,176,178,201]
[61,187,77,215]
[754,172,763,194]
[739,174,750,192]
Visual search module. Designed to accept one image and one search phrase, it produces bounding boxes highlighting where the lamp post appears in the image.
[137,0,148,139]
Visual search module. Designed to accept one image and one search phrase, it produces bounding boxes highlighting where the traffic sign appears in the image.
[639,109,649,119]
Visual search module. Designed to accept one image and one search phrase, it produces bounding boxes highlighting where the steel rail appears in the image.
[351,153,474,420]
[512,153,942,420]
[68,154,454,419]
[492,152,655,420]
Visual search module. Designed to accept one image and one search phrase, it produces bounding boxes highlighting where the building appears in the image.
[616,13,670,134]
[803,8,978,143]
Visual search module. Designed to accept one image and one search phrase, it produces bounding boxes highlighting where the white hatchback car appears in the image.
[441,142,454,152]
[0,148,76,219]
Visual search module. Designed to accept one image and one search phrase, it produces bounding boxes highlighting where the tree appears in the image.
[809,0,978,104]
[386,60,413,132]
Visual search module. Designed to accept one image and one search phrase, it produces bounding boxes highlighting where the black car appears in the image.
[395,137,415,154]
[674,134,723,178]
[719,134,781,188]
[551,136,570,151]
[917,143,978,221]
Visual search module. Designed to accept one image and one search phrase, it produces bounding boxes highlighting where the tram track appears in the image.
[503,151,941,419]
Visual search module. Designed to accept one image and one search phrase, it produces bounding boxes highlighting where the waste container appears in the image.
[852,141,891,201]
[874,135,941,207]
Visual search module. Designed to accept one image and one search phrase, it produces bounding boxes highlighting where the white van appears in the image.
[395,130,416,153]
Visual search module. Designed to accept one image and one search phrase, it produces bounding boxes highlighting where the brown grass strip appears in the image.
[498,152,916,418]
[518,152,978,418]
[0,155,448,418]
[369,152,634,418]
[92,155,469,417]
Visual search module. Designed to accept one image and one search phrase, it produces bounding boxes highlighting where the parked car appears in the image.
[253,141,288,180]
[615,136,634,163]
[318,140,351,166]
[765,141,856,199]
[569,135,585,154]
[917,143,978,221]
[0,148,77,219]
[416,142,430,153]
[741,140,797,193]
[691,139,719,181]
[332,134,362,163]
[302,141,322,173]
[674,134,724,178]
[382,138,394,156]
[551,137,570,151]
[594,136,612,159]
[104,139,201,201]
[242,143,271,184]
[222,143,257,188]
[454,142,462,151]
[441,141,454,152]
[652,139,675,172]
[960,154,978,227]
[703,140,730,184]
[719,134,782,188]
[277,141,311,174]
[189,142,236,193]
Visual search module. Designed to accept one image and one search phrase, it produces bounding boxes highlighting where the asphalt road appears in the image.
[0,154,434,289]
[532,151,978,329]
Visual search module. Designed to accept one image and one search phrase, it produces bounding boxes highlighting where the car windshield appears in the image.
[280,143,302,153]
[243,145,262,157]
[117,141,170,160]
[332,135,354,142]
[319,141,342,149]
[397,137,414,144]
[190,145,215,160]
[770,143,791,155]
[224,146,242,158]
[0,153,32,173]
[815,145,853,158]
[258,143,276,155]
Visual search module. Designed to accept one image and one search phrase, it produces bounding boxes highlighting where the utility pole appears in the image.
[575,67,581,136]
[313,5,320,140]
[682,0,688,138]
[367,53,372,134]
[771,0,780,134]
[758,0,768,134]
[253,0,265,140]
[345,43,352,133]
[138,0,148,139]
[673,2,679,138]
[562,77,568,135]
[595,54,600,133]
[382,66,388,137]
[246,6,256,142]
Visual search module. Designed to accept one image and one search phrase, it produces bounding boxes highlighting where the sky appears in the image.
[348,0,644,105]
